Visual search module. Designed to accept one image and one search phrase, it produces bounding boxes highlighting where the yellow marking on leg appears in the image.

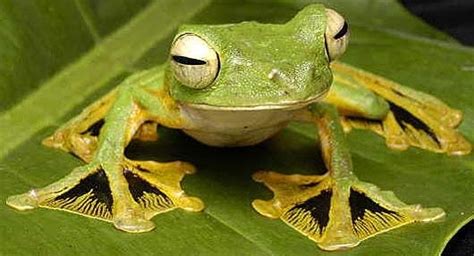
[331,62,471,155]
[382,112,410,150]
[42,89,117,161]
[332,62,462,127]
[133,121,159,142]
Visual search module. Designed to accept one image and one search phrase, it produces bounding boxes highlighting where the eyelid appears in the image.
[333,21,348,39]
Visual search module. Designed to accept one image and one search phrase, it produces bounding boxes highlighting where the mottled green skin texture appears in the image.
[169,4,332,107]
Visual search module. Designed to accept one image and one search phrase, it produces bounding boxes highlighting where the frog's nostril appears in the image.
[268,68,282,80]
[267,68,291,89]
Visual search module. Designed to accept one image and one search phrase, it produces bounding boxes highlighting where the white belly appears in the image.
[180,105,300,147]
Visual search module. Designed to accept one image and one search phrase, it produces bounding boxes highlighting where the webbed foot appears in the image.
[7,159,204,233]
[252,171,444,251]
[331,62,471,155]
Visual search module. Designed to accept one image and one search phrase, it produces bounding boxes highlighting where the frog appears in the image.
[6,4,471,251]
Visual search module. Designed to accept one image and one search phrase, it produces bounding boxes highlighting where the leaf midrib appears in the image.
[74,0,101,42]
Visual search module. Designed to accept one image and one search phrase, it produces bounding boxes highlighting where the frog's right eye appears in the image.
[170,34,220,89]
[325,8,350,61]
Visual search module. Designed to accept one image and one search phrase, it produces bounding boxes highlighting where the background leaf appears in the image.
[1,0,473,255]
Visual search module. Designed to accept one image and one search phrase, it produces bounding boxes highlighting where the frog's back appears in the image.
[180,105,301,147]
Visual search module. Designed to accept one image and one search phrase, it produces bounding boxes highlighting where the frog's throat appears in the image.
[180,90,329,111]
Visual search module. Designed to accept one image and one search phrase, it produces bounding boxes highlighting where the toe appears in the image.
[179,162,196,175]
[6,190,39,211]
[178,196,205,212]
[114,215,156,233]
[252,199,280,218]
[252,171,268,182]
[410,205,445,222]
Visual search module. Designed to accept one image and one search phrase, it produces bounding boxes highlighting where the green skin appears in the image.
[171,6,332,107]
[8,4,456,251]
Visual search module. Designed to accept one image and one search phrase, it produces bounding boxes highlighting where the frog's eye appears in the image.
[325,8,350,61]
[170,34,220,89]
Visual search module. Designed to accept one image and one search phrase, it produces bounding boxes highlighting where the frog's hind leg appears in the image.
[9,130,201,233]
[6,159,203,232]
[328,62,471,155]
[252,103,444,250]
[43,89,159,162]
[8,74,202,232]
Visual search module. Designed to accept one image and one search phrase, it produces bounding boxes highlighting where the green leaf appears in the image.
[1,0,473,255]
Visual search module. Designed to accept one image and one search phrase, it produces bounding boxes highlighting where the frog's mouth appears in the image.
[181,90,328,111]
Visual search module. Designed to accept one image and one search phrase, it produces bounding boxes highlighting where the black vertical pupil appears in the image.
[172,55,206,65]
[334,21,348,39]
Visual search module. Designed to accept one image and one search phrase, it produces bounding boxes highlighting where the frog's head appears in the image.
[167,4,349,110]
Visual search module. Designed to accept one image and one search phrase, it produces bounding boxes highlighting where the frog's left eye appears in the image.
[325,8,350,61]
[170,34,220,89]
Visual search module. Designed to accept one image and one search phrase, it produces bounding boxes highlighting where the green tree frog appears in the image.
[6,4,471,251]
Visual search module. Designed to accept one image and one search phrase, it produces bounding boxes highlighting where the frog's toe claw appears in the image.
[113,210,156,233]
[252,199,280,219]
[6,190,39,210]
[253,171,445,251]
[251,170,267,182]
[114,218,155,233]
[385,134,410,151]
[444,140,472,156]
[177,196,205,212]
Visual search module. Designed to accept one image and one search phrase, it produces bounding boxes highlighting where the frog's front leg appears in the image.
[252,103,444,250]
[42,87,158,163]
[7,73,203,232]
